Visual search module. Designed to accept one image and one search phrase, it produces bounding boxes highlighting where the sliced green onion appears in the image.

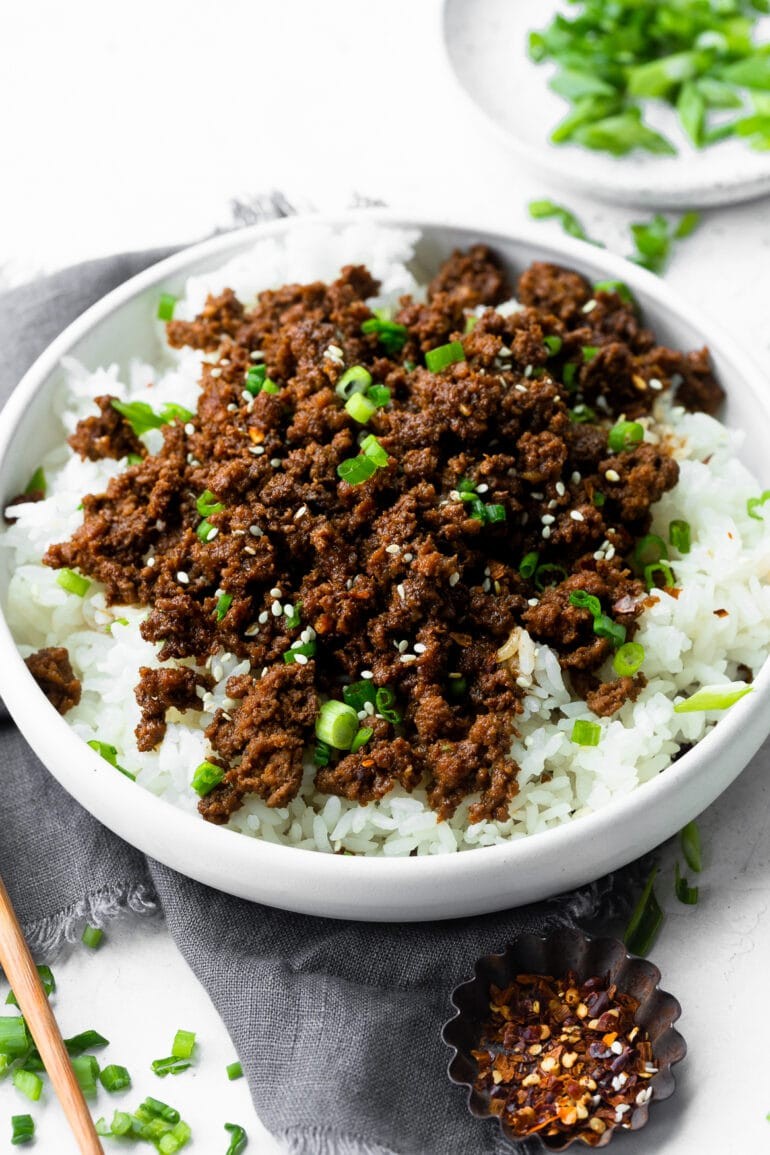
[0,1017,28,1058]
[215,593,233,622]
[375,685,402,724]
[157,293,177,321]
[313,741,331,768]
[82,925,104,950]
[196,490,224,517]
[56,568,90,597]
[10,1114,35,1145]
[519,551,539,580]
[674,861,699,905]
[425,341,465,373]
[568,404,597,424]
[645,560,675,590]
[747,490,770,520]
[608,420,644,453]
[191,760,225,797]
[464,314,478,333]
[569,589,601,618]
[171,1030,196,1061]
[197,518,217,543]
[11,1070,41,1103]
[528,199,597,244]
[111,399,194,437]
[562,362,578,390]
[633,533,668,571]
[226,1061,243,1081]
[6,965,54,1007]
[468,498,487,522]
[571,719,601,746]
[485,504,506,524]
[543,335,563,356]
[534,563,567,591]
[283,641,316,664]
[142,1097,181,1124]
[342,681,375,710]
[361,313,408,355]
[350,728,374,753]
[224,1122,248,1155]
[360,434,389,466]
[126,453,143,465]
[159,1120,192,1153]
[345,392,377,424]
[110,1110,134,1136]
[65,1030,109,1056]
[87,740,135,781]
[669,519,691,554]
[335,366,372,399]
[315,701,359,750]
[613,642,645,677]
[593,613,627,649]
[284,600,302,630]
[337,455,377,485]
[681,820,702,873]
[366,384,391,408]
[100,1064,132,1093]
[244,364,279,396]
[447,676,468,698]
[674,682,752,714]
[151,1055,191,1078]
[582,345,599,362]
[594,279,634,305]
[624,866,664,957]
[592,490,605,508]
[24,467,46,496]
[674,211,701,240]
[161,403,195,424]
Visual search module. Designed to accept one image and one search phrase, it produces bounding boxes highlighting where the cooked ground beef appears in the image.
[68,394,145,462]
[25,646,81,714]
[42,247,723,825]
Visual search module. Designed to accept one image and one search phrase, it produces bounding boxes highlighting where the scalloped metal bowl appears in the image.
[443,927,686,1150]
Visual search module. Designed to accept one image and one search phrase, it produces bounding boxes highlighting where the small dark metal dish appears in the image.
[442,926,686,1150]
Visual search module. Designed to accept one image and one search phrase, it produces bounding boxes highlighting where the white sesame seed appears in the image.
[542,525,552,539]
[531,492,544,500]
[527,597,539,607]
[304,627,316,642]
[245,623,260,637]
[177,571,189,584]
[399,654,417,664]
[541,514,555,525]
[476,483,489,494]
[514,383,527,393]
[357,709,367,721]
[184,422,195,436]
[649,377,663,391]
[241,390,253,404]
[283,604,294,618]
[482,578,491,592]
[605,469,621,482]
[361,670,374,680]
[258,611,269,624]
[294,653,309,665]
[635,1088,652,1106]
[253,446,265,455]
[524,364,533,378]
[212,663,223,681]
[414,643,427,654]
[611,1041,624,1055]
[582,299,597,314]
[364,701,375,715]
[571,471,582,484]
[294,506,308,520]
[270,458,282,468]
[210,368,222,378]
[249,525,263,537]
[250,350,264,360]
[146,556,155,568]
[397,640,409,653]
[548,499,557,509]
[385,544,400,555]
[555,481,566,496]
[397,584,405,601]
[449,572,460,587]
[226,403,238,412]
[207,527,219,540]
[593,550,605,561]
[449,490,460,502]
[606,544,616,560]
[403,552,413,562]
[270,588,281,597]
[244,546,256,556]
[570,510,585,522]
[155,520,166,532]
[271,602,282,617]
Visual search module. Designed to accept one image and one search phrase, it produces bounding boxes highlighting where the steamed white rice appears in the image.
[3,223,770,856]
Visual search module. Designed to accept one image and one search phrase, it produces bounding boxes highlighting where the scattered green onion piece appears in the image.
[361,313,408,355]
[425,341,465,373]
[283,641,316,664]
[224,1122,248,1155]
[593,613,627,649]
[613,642,645,677]
[6,965,54,1007]
[342,681,376,711]
[95,1118,112,1137]
[161,402,195,423]
[82,925,104,950]
[171,1031,196,1061]
[675,211,701,240]
[191,760,225,797]
[197,518,217,543]
[569,589,602,618]
[747,490,770,520]
[367,384,391,408]
[87,740,135,781]
[244,364,280,396]
[126,453,143,465]
[681,820,702,874]
[335,366,372,399]
[571,719,601,747]
[143,1096,181,1124]
[447,676,468,699]
[157,293,177,322]
[24,467,46,496]
[677,80,706,146]
[360,434,389,466]
[315,701,359,750]
[345,392,377,424]
[633,533,668,571]
[528,199,598,244]
[485,504,506,523]
[569,404,597,424]
[100,1064,132,1093]
[56,568,90,597]
[674,861,699,905]
[110,1111,134,1136]
[350,728,374,754]
[12,1069,42,1103]
[669,519,692,554]
[111,399,194,436]
[534,563,567,591]
[581,345,599,362]
[284,600,301,630]
[0,1017,29,1058]
[65,1030,109,1056]
[464,314,478,333]
[562,362,578,390]
[10,1114,35,1145]
[624,866,664,957]
[375,685,402,724]
[337,455,377,485]
[0,1054,10,1077]
[227,1061,243,1081]
[673,682,752,713]
[594,279,633,305]
[215,593,233,622]
[196,490,224,517]
[151,1056,191,1078]
[519,551,539,580]
[468,498,487,522]
[645,560,675,590]
[543,335,562,356]
[608,420,644,453]
[592,490,605,508]
[313,741,331,768]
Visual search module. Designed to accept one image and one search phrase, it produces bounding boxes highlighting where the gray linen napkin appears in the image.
[0,238,639,1155]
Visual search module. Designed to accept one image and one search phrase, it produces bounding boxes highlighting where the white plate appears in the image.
[442,0,770,207]
[1,210,769,920]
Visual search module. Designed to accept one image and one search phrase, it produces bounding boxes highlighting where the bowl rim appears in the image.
[0,206,769,897]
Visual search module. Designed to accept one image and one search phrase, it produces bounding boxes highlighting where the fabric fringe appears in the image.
[21,883,158,959]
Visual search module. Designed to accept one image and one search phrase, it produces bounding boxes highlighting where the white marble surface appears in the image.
[2,1,770,1151]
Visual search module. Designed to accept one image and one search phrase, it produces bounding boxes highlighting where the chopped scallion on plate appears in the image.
[673,682,753,713]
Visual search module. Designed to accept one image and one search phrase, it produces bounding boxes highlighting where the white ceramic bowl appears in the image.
[1,210,768,921]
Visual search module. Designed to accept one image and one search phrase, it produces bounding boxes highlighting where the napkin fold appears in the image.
[0,211,640,1155]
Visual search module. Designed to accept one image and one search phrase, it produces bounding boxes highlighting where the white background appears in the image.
[2,1,770,1152]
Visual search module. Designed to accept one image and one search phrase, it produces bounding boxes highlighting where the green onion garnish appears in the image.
[425,341,465,373]
[10,1114,35,1145]
[534,563,567,591]
[6,965,54,1007]
[109,1110,134,1136]
[594,279,634,304]
[82,925,104,950]
[633,533,668,571]
[65,1030,109,1056]
[367,384,391,408]
[142,1097,181,1124]
[56,568,90,597]
[468,498,487,522]
[87,740,135,781]
[191,760,225,797]
[342,681,375,710]
[681,820,702,873]
[337,455,377,485]
[226,1061,243,1081]
[197,519,217,543]
[284,601,301,630]
[519,551,539,580]
[674,861,699,905]
[375,685,402,724]
[562,362,578,390]
[224,1122,248,1155]
[673,682,752,713]
[11,1070,42,1103]
[151,1055,191,1078]
[645,560,675,590]
[447,676,468,699]
[624,866,664,956]
[582,345,599,362]
[24,467,46,496]
[157,293,177,321]
[361,434,389,465]
[350,728,374,753]
[111,399,194,437]
[593,613,627,648]
[569,589,601,618]
[543,335,563,356]
[345,392,377,424]
[0,1017,29,1057]
[171,1030,196,1061]
[100,1064,132,1093]
[313,741,331,768]
[485,504,506,524]
[335,366,372,399]
[215,593,233,622]
[747,489,770,520]
[592,490,605,507]
[568,404,598,424]
[244,364,280,396]
[315,701,359,750]
[669,519,691,554]
[571,719,601,746]
[613,642,645,677]
[528,199,598,244]
[608,420,644,453]
[158,1120,192,1153]
[126,453,143,465]
[196,490,224,517]
[361,312,408,355]
[283,641,316,664]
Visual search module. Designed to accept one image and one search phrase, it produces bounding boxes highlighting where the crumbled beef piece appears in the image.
[427,244,510,306]
[134,665,211,751]
[25,647,81,714]
[516,262,591,324]
[166,288,245,351]
[599,443,679,524]
[642,345,725,415]
[316,736,421,803]
[586,674,647,717]
[68,395,145,462]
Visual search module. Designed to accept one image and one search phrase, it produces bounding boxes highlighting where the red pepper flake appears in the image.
[471,970,657,1145]
[713,608,729,618]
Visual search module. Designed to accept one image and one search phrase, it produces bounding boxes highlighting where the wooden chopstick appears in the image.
[0,877,103,1153]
